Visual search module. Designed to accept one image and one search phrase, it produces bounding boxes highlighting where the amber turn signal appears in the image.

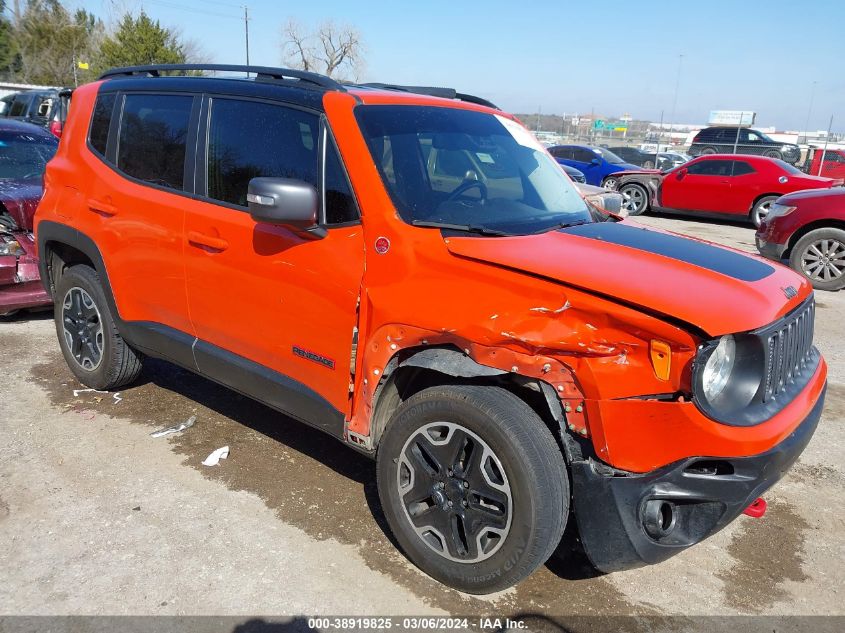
[650,340,672,381]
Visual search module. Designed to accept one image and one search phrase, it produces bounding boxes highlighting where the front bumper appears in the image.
[0,232,51,315]
[571,383,825,573]
[755,235,787,261]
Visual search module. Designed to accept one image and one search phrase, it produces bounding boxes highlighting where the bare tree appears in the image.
[281,19,365,81]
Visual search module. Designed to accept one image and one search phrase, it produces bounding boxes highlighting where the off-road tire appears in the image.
[54,264,143,390]
[376,385,568,594]
[699,146,718,155]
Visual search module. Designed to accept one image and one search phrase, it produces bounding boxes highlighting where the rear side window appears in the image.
[206,98,318,207]
[731,161,755,176]
[117,94,193,190]
[89,93,116,157]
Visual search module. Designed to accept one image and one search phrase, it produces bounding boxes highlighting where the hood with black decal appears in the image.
[444,220,811,336]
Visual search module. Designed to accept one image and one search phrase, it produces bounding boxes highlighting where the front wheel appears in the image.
[789,228,845,291]
[376,385,568,594]
[619,183,649,215]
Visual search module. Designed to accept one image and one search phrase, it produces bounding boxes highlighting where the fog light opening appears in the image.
[643,499,677,540]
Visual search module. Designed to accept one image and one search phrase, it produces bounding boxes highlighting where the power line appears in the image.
[143,0,241,20]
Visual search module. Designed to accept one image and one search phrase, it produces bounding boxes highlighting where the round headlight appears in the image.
[701,335,735,401]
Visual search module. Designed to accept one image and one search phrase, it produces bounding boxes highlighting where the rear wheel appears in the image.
[642,160,655,169]
[751,196,778,227]
[54,264,143,390]
[376,385,568,594]
[789,228,845,291]
[619,183,649,215]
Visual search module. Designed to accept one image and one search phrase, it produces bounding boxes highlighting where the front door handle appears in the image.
[88,199,117,216]
[187,230,229,251]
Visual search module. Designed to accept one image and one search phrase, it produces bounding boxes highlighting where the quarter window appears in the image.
[206,98,318,207]
[117,94,193,190]
[324,133,359,224]
[89,93,116,157]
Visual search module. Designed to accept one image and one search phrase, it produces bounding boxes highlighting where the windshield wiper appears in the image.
[411,220,513,236]
[532,219,590,234]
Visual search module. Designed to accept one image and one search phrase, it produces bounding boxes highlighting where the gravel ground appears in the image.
[1,213,842,630]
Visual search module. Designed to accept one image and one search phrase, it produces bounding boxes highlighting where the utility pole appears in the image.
[818,114,834,176]
[803,81,817,143]
[668,54,683,146]
[244,6,250,66]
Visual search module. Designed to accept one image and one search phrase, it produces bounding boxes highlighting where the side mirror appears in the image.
[591,157,601,165]
[676,167,688,178]
[248,177,319,229]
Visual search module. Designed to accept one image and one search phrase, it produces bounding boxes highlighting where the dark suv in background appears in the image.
[689,126,801,164]
[0,88,70,137]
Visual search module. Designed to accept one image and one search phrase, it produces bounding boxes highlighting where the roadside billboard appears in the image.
[708,110,756,126]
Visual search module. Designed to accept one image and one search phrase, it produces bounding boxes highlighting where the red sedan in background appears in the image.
[615,154,842,226]
[756,188,845,291]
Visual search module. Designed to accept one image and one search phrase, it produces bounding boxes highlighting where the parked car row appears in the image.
[0,119,56,316]
[614,154,842,226]
[0,88,71,138]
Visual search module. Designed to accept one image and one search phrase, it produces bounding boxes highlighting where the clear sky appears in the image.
[91,0,844,132]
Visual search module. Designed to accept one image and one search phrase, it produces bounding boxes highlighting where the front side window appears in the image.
[571,148,595,163]
[206,98,318,207]
[356,105,590,235]
[0,130,58,180]
[595,148,625,164]
[117,93,193,190]
[687,159,733,176]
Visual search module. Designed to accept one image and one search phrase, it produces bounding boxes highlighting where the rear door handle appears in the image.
[87,199,117,216]
[187,230,229,251]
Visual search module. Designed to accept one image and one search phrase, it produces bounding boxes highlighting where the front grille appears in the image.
[763,298,815,402]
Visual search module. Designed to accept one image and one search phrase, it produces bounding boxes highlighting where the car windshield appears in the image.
[595,148,625,164]
[356,105,591,235]
[0,130,58,180]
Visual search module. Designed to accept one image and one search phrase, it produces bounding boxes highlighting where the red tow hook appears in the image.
[743,497,767,518]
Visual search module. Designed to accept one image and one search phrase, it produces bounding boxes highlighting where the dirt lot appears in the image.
[1,213,843,629]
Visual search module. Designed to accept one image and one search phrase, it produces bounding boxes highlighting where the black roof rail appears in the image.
[98,64,345,91]
[358,83,499,110]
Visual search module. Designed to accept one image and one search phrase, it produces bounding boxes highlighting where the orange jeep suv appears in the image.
[35,65,827,594]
